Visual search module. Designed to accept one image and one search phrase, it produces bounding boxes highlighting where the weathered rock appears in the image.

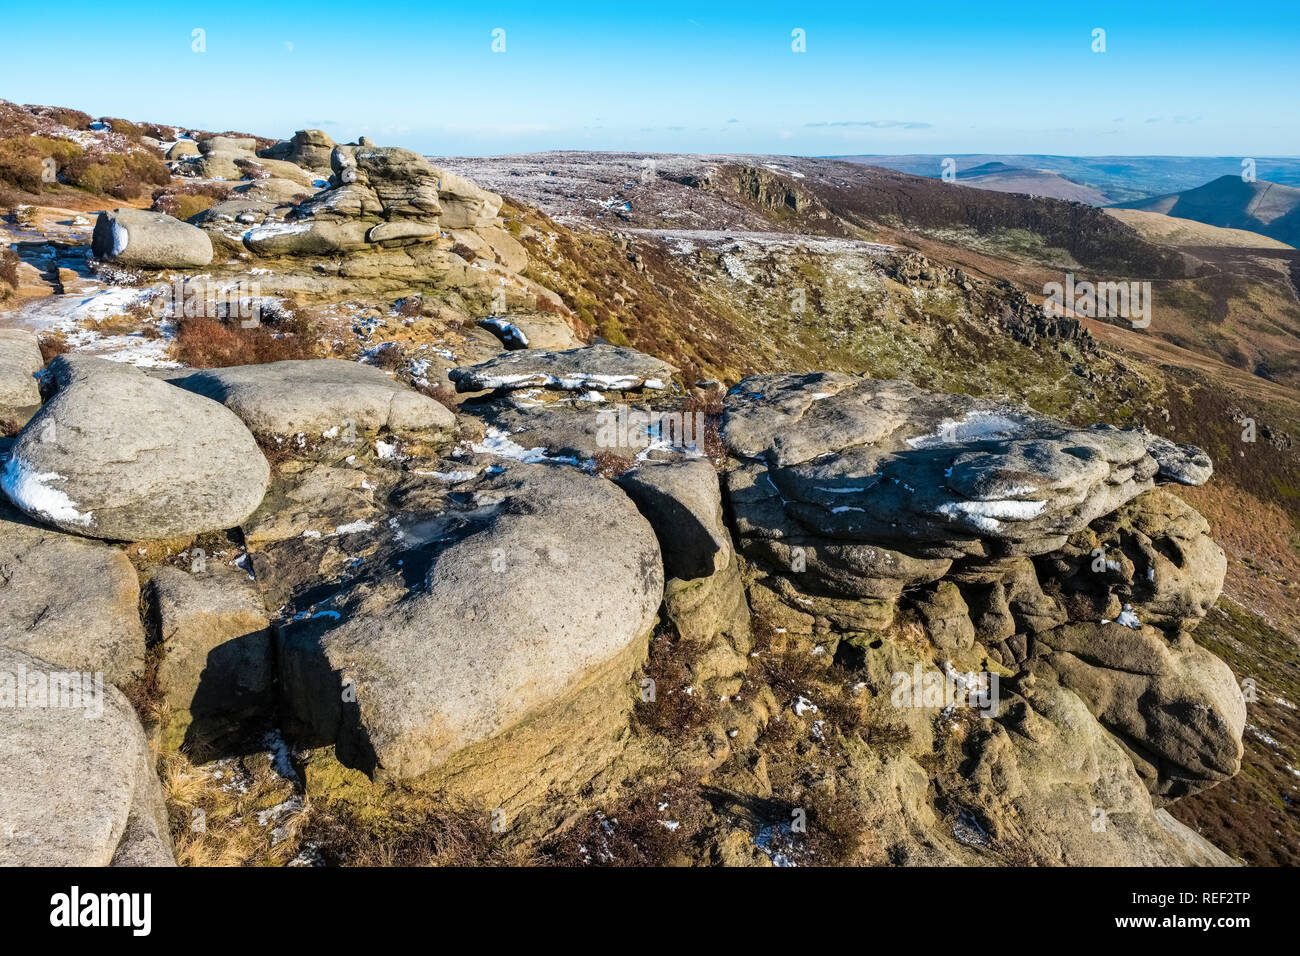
[451,343,677,393]
[477,311,580,352]
[0,328,42,419]
[724,373,1212,560]
[955,677,1237,865]
[475,224,527,271]
[242,218,371,256]
[202,135,260,155]
[0,501,146,688]
[235,155,318,188]
[168,359,456,438]
[1033,622,1246,799]
[346,146,444,221]
[146,565,274,758]
[278,462,663,785]
[0,646,175,866]
[911,581,977,653]
[1,356,269,540]
[1037,488,1226,635]
[260,129,336,174]
[232,177,313,207]
[165,139,200,160]
[430,166,503,228]
[92,208,214,269]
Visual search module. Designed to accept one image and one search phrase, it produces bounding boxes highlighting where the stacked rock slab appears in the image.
[450,343,677,393]
[722,371,1243,800]
[241,143,503,258]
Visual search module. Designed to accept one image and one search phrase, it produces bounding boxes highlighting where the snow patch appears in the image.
[1,457,93,526]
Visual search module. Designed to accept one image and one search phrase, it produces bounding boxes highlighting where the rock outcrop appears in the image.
[146,565,274,758]
[721,372,1243,803]
[0,501,146,688]
[276,461,663,800]
[450,344,677,393]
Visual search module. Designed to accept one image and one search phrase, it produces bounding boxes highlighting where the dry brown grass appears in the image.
[169,303,321,368]
[120,644,163,727]
[415,382,459,410]
[37,332,69,364]
[541,778,714,866]
[367,341,405,370]
[301,788,518,866]
[592,450,635,479]
[0,247,18,295]
[162,749,309,867]
[632,627,717,738]
[394,296,423,318]
[681,392,728,463]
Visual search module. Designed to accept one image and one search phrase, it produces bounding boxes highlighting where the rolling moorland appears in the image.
[1,100,1297,867]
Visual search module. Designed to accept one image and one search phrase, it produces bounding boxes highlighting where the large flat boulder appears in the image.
[724,373,1212,560]
[1,356,269,540]
[0,646,175,866]
[167,359,455,438]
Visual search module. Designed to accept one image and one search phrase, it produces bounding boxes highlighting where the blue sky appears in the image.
[3,1,1297,156]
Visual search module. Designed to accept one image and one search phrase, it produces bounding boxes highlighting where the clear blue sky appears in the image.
[2,1,1297,156]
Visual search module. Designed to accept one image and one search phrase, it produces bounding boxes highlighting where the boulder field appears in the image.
[0,327,1248,864]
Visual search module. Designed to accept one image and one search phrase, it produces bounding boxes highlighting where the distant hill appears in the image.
[956,163,1112,204]
[1113,176,1300,248]
[834,155,1300,204]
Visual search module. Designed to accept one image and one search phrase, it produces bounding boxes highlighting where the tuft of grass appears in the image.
[540,779,714,866]
[301,789,518,866]
[632,627,718,737]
